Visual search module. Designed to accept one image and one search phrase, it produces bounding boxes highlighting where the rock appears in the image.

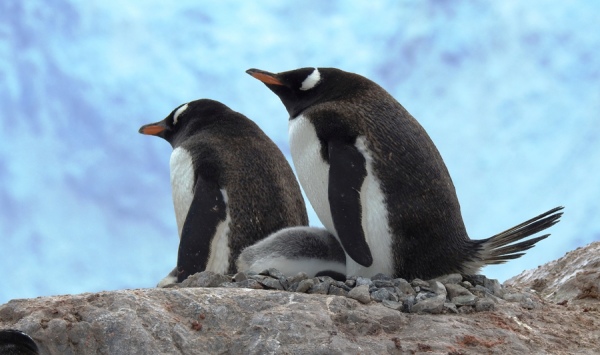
[180,271,231,287]
[519,296,538,310]
[371,273,392,281]
[287,272,309,284]
[411,279,429,288]
[219,279,263,290]
[460,281,473,289]
[370,288,393,302]
[458,305,475,314]
[328,286,349,297]
[1,243,599,354]
[483,278,505,298]
[260,268,286,279]
[399,295,416,313]
[333,281,352,292]
[503,292,529,303]
[309,280,331,295]
[445,284,473,299]
[506,241,600,308]
[415,291,435,302]
[443,302,458,314]
[451,295,478,306]
[411,282,446,314]
[232,272,247,283]
[382,300,403,311]
[434,273,463,284]
[355,277,372,287]
[348,285,371,304]
[410,294,445,314]
[372,280,394,288]
[475,298,495,312]
[393,279,415,296]
[428,281,447,297]
[257,277,284,290]
[295,279,315,293]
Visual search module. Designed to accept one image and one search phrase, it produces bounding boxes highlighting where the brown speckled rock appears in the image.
[1,242,599,354]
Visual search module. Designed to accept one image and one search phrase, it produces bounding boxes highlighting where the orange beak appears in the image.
[139,124,165,136]
[246,69,283,85]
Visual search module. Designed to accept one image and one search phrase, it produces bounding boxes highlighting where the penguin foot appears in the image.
[156,266,178,288]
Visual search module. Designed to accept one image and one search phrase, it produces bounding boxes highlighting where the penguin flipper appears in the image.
[176,175,227,282]
[328,140,374,267]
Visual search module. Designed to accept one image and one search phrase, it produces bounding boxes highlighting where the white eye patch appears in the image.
[300,68,321,91]
[173,103,189,125]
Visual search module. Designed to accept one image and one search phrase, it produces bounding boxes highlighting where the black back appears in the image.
[141,99,308,275]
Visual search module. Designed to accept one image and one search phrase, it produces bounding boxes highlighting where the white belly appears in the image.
[288,115,334,232]
[289,117,393,277]
[170,147,195,238]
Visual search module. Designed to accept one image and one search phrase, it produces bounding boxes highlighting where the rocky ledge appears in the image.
[174,269,520,315]
[1,242,599,354]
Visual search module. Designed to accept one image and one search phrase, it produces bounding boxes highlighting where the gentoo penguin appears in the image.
[0,329,39,355]
[139,99,308,285]
[247,67,564,280]
[237,226,346,280]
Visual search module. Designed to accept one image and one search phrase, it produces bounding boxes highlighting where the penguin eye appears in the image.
[173,103,189,125]
[299,68,321,91]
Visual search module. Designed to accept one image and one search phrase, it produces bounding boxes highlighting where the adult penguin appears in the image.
[140,99,308,285]
[247,67,563,280]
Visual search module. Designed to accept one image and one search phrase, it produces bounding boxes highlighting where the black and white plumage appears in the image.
[247,67,564,280]
[236,226,346,279]
[0,329,39,355]
[139,99,308,285]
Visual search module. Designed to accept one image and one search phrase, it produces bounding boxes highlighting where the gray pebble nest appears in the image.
[167,269,540,314]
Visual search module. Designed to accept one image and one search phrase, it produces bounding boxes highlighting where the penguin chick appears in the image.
[246,67,564,280]
[139,99,308,284]
[236,226,346,280]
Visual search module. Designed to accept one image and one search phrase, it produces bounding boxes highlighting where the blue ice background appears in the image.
[1,1,599,304]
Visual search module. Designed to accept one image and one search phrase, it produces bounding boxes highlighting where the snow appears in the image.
[1,0,599,303]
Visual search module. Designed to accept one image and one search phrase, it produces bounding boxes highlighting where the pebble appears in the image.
[355,277,373,287]
[258,278,284,290]
[382,300,403,311]
[348,285,371,304]
[328,285,349,297]
[434,273,463,285]
[175,269,535,315]
[410,293,445,314]
[308,280,331,295]
[232,272,247,283]
[445,284,472,299]
[451,295,478,306]
[295,279,315,293]
[370,288,393,302]
[180,271,231,288]
[475,298,495,312]
[443,302,458,314]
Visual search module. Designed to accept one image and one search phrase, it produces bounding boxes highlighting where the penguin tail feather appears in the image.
[462,206,564,274]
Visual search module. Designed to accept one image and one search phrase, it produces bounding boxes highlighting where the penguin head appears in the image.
[247,67,361,118]
[139,99,231,147]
